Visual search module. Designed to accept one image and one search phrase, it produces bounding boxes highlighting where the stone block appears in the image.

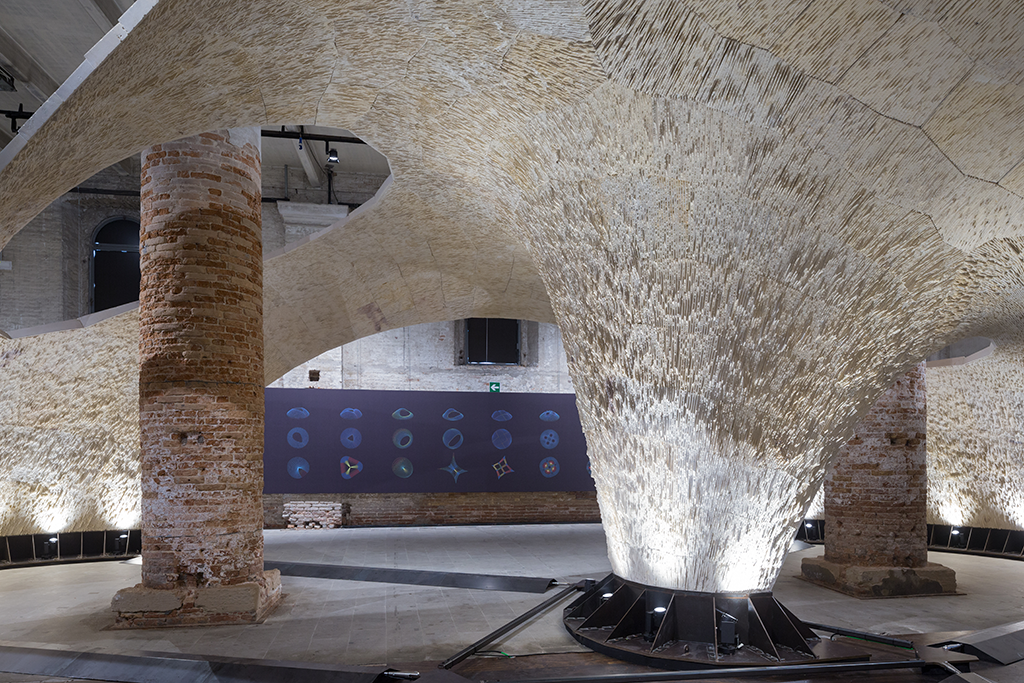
[110,584,184,613]
[195,582,261,614]
[801,556,957,598]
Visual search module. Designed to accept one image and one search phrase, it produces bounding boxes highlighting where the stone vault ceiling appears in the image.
[1,0,1023,592]
[0,1,1021,370]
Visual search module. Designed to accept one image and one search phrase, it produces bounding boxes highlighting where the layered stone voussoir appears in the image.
[1,0,1024,604]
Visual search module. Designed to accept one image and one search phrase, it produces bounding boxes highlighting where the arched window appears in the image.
[92,218,140,312]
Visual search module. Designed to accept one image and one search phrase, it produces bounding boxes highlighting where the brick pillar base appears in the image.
[111,573,282,628]
[801,363,955,598]
[800,557,955,598]
[112,129,280,627]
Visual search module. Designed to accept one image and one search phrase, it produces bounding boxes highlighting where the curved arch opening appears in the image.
[926,337,996,367]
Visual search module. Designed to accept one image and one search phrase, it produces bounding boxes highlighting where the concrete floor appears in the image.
[0,523,1023,681]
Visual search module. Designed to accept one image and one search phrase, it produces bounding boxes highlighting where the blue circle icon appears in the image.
[540,429,559,449]
[540,457,560,477]
[393,428,413,449]
[443,428,464,449]
[392,457,414,478]
[491,429,512,450]
[286,407,310,419]
[539,410,560,422]
[340,428,362,449]
[287,427,309,449]
[340,408,363,420]
[287,457,310,479]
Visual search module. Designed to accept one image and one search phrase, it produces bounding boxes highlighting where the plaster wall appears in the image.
[269,320,572,394]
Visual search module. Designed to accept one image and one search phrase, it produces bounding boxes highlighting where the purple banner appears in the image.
[264,388,594,494]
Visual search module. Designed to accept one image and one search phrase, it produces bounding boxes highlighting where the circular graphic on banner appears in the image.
[540,429,559,449]
[540,457,560,477]
[491,410,513,422]
[287,457,310,479]
[491,428,512,450]
[393,428,414,449]
[340,428,362,449]
[392,408,414,420]
[392,457,414,478]
[443,428,464,449]
[287,427,309,449]
[539,410,560,422]
[442,408,464,421]
[340,408,363,420]
[340,456,363,479]
[286,407,310,419]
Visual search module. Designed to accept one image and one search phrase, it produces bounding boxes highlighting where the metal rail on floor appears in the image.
[496,659,932,683]
[440,583,583,670]
[803,621,916,649]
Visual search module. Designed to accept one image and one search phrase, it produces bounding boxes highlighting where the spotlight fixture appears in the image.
[717,610,741,654]
[950,528,960,535]
[643,599,669,641]
[0,65,15,92]
[327,148,339,164]
[40,535,58,559]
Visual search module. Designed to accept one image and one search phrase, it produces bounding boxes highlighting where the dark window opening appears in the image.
[308,369,321,382]
[92,219,140,313]
[466,318,520,365]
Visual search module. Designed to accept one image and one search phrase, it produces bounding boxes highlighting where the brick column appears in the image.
[802,363,955,597]
[112,128,281,627]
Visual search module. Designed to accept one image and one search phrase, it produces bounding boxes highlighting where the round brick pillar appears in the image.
[802,363,955,597]
[112,129,280,627]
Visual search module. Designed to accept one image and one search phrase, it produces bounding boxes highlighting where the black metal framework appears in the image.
[562,574,870,669]
[441,583,581,669]
[0,530,140,568]
[796,519,1024,561]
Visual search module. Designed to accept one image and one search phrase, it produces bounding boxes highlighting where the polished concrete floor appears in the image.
[0,523,1023,681]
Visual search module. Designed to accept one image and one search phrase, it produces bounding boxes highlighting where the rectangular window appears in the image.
[465,318,520,364]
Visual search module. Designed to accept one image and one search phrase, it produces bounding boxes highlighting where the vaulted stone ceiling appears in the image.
[1,0,1023,592]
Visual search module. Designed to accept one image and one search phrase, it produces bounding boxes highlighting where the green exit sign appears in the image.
[488,382,500,393]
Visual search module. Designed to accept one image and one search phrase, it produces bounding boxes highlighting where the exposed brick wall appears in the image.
[0,204,65,331]
[824,363,927,568]
[139,129,265,590]
[262,492,600,529]
[0,163,143,333]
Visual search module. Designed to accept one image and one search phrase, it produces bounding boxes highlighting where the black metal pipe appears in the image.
[439,584,581,669]
[68,187,140,197]
[261,129,366,145]
[802,621,915,649]
[497,659,930,683]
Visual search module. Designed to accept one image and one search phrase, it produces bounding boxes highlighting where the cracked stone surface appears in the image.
[2,0,1024,593]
